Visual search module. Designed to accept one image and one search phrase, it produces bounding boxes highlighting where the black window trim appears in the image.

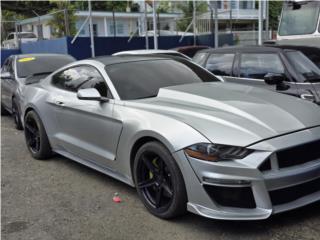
[238,52,290,81]
[205,52,236,77]
[51,64,114,99]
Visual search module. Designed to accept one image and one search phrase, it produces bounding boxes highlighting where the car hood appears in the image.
[127,82,320,147]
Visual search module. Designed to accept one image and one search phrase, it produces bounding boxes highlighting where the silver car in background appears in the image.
[113,49,191,60]
[1,53,75,129]
[21,55,320,220]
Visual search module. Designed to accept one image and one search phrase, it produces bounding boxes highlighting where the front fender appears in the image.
[114,106,210,185]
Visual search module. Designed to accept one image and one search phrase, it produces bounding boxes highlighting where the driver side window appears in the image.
[52,66,112,98]
[1,57,13,75]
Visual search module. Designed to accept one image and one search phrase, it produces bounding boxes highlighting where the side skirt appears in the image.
[54,149,135,187]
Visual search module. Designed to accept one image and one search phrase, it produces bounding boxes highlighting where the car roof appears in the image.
[266,44,320,52]
[113,49,182,55]
[197,45,297,54]
[93,55,171,66]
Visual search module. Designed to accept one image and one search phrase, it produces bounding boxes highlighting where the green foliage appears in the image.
[1,1,52,17]
[269,1,283,30]
[73,1,140,12]
[1,10,24,41]
[47,1,77,37]
[177,1,207,32]
[157,1,171,13]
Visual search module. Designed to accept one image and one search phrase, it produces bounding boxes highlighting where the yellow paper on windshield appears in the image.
[18,57,35,62]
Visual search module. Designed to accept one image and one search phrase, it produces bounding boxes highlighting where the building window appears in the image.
[117,22,124,34]
[108,21,125,36]
[239,1,248,9]
[231,0,237,9]
[88,24,98,36]
[217,1,222,9]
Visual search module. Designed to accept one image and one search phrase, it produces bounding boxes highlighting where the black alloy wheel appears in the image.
[134,142,187,219]
[137,152,174,209]
[1,104,9,115]
[25,115,41,154]
[24,111,52,160]
[12,100,23,130]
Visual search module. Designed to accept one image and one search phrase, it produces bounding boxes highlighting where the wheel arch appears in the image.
[129,136,164,183]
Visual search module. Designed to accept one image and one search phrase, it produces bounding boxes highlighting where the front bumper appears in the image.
[173,127,320,220]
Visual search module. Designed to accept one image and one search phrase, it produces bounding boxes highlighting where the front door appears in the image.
[1,57,15,110]
[49,65,123,169]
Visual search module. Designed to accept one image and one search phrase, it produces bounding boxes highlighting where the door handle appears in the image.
[300,93,315,102]
[55,100,65,106]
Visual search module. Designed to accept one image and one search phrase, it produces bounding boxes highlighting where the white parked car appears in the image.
[2,32,38,49]
[112,49,192,60]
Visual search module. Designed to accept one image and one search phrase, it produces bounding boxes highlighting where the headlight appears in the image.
[184,143,252,162]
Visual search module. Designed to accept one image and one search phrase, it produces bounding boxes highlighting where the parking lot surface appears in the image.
[1,115,320,240]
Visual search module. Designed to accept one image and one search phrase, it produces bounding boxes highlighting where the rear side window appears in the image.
[52,65,111,98]
[193,52,208,66]
[16,55,75,78]
[205,53,234,76]
[239,53,285,79]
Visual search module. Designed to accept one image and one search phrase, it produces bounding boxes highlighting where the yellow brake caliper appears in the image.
[149,157,158,179]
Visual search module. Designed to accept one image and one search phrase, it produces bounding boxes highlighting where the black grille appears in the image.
[259,159,271,172]
[277,140,320,168]
[204,185,256,209]
[270,177,320,205]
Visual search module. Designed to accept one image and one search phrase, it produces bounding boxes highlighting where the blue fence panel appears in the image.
[197,33,234,47]
[1,34,234,64]
[67,35,207,60]
[21,38,68,54]
[1,49,21,66]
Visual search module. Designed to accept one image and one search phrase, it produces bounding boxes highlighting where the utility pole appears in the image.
[112,4,116,37]
[64,9,70,36]
[144,0,149,49]
[229,9,232,33]
[210,6,214,43]
[265,0,269,40]
[193,0,196,45]
[152,0,158,49]
[88,0,95,57]
[258,0,263,45]
[32,10,42,40]
[214,1,218,48]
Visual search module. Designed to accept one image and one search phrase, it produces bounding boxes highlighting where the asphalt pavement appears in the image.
[1,115,320,240]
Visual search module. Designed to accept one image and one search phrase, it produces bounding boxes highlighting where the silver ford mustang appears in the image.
[21,56,320,220]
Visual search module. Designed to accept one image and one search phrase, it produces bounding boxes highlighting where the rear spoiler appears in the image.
[25,72,52,85]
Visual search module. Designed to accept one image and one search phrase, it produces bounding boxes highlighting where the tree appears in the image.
[269,1,283,31]
[1,1,52,17]
[1,10,24,41]
[73,1,140,12]
[176,1,207,32]
[47,1,77,37]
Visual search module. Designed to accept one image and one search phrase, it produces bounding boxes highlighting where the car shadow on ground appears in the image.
[54,153,320,235]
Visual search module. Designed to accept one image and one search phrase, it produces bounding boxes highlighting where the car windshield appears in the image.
[286,51,320,82]
[16,55,75,78]
[105,59,219,100]
[279,1,320,36]
[18,33,37,38]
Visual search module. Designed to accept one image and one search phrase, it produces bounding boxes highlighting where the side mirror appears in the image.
[264,73,284,85]
[1,72,11,80]
[77,88,108,102]
[264,73,290,91]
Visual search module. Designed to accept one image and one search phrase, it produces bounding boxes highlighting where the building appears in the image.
[18,10,181,39]
[197,0,267,33]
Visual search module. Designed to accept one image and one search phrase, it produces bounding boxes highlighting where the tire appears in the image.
[134,141,187,219]
[12,99,23,130]
[1,104,9,115]
[24,110,52,160]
